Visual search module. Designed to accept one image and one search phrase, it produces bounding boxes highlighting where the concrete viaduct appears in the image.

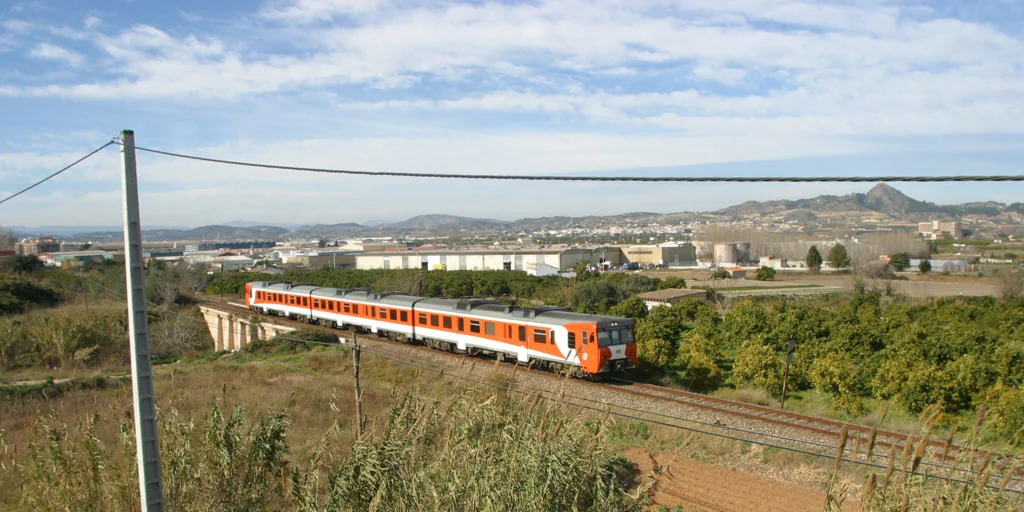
[199,304,301,351]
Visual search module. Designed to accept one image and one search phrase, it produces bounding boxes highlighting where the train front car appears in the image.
[575,315,637,375]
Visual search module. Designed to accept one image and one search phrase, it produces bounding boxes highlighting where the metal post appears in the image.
[780,338,796,410]
[352,333,363,436]
[120,130,165,511]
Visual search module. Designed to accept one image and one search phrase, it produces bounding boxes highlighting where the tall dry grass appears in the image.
[2,390,641,511]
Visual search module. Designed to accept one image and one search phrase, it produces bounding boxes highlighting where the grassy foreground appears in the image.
[2,345,1021,511]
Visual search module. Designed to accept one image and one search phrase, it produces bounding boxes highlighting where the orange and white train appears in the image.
[245,281,637,375]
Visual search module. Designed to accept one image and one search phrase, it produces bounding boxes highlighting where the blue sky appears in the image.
[2,0,1023,227]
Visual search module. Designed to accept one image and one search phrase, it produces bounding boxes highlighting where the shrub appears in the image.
[805,246,823,273]
[732,339,783,395]
[754,266,776,281]
[656,277,686,289]
[918,259,931,273]
[827,244,850,270]
[889,252,911,271]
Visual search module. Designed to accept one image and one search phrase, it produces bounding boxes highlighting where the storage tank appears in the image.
[735,242,751,264]
[713,243,738,265]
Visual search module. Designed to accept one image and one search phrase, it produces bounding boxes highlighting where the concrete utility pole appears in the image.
[352,333,363,436]
[120,130,165,511]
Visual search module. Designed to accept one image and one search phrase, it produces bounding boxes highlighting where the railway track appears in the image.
[201,299,1022,483]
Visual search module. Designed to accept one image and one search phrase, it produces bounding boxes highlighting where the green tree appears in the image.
[918,259,931,273]
[754,266,776,281]
[808,352,864,416]
[657,276,686,289]
[827,243,851,270]
[1,255,44,274]
[676,321,722,391]
[889,252,911,271]
[732,338,784,395]
[608,295,648,320]
[636,337,674,370]
[711,268,730,280]
[805,246,823,273]
[573,260,595,281]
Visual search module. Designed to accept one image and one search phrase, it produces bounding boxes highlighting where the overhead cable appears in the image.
[128,144,1024,183]
[0,141,116,206]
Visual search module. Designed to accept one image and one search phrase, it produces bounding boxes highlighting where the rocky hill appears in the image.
[715,183,1011,219]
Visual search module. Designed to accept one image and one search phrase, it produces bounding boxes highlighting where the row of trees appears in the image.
[626,289,1024,443]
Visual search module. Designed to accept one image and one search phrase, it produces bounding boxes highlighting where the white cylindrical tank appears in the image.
[735,242,751,264]
[714,243,737,265]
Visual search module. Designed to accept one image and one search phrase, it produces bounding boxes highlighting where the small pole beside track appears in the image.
[120,130,165,512]
[780,338,795,410]
[352,333,363,436]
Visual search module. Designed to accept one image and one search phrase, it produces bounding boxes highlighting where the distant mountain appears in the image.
[716,183,1009,219]
[220,220,304,229]
[362,219,398,226]
[386,214,507,231]
[288,223,371,238]
[183,225,289,240]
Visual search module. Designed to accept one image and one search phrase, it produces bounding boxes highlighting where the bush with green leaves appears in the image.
[918,259,932,273]
[889,252,911,271]
[827,243,851,270]
[806,246,823,273]
[754,266,776,281]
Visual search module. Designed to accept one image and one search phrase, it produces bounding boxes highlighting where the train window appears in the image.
[458,318,464,331]
[303,297,308,306]
[582,331,589,345]
[328,301,335,311]
[518,326,526,342]
[470,321,480,333]
[568,332,576,349]
[313,299,319,308]
[400,311,408,322]
[443,316,452,329]
[533,329,547,344]
[353,304,360,314]
[430,315,439,327]
[344,303,350,313]
[485,322,495,336]
[379,308,387,318]
[390,310,397,321]
[418,313,427,324]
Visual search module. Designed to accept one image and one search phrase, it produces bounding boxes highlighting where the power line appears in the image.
[128,143,1024,183]
[0,141,116,206]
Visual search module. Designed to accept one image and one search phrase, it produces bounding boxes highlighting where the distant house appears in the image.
[637,288,709,310]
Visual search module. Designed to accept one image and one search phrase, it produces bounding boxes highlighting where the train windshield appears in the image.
[597,328,634,347]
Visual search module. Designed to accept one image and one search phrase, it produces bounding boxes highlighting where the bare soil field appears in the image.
[627,448,857,512]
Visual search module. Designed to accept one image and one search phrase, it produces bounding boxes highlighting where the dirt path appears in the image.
[626,448,858,512]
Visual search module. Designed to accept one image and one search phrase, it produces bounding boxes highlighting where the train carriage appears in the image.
[245,281,636,376]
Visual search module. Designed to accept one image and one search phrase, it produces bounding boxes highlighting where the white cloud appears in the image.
[29,42,84,67]
[692,65,746,85]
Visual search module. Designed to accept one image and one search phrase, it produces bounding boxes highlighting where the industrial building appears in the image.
[918,220,962,239]
[354,244,697,272]
[712,242,752,266]
[621,243,697,267]
[15,237,60,255]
